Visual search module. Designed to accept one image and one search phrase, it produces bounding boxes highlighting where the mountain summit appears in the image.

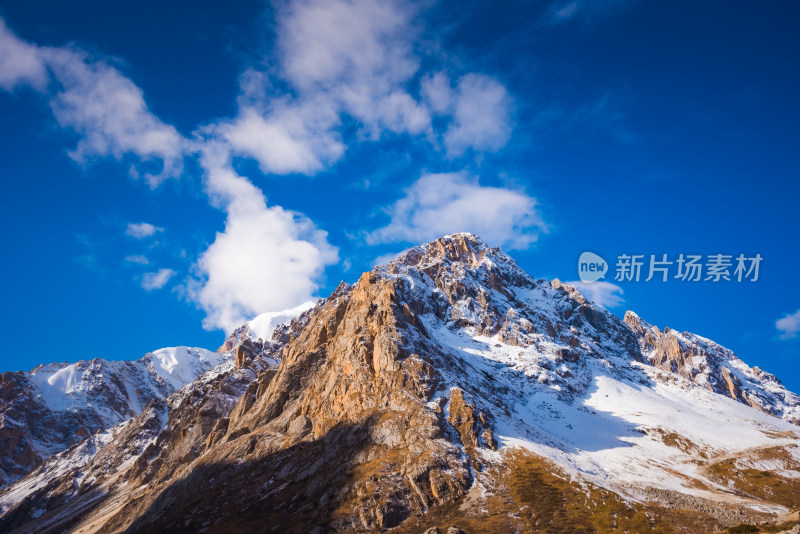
[1,233,799,533]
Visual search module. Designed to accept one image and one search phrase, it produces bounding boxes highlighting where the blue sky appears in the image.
[1,0,798,390]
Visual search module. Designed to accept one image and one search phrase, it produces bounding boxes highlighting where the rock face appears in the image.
[218,301,320,370]
[191,269,473,531]
[0,347,228,489]
[625,311,800,424]
[1,233,799,533]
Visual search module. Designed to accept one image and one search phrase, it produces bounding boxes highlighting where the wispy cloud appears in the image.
[74,233,106,274]
[0,19,187,187]
[124,254,150,265]
[141,268,176,291]
[545,0,632,25]
[44,48,187,186]
[548,1,580,23]
[0,19,47,91]
[276,0,428,136]
[216,101,344,175]
[570,91,637,143]
[366,172,546,250]
[533,91,636,144]
[776,309,800,340]
[209,0,431,177]
[215,0,516,174]
[125,222,163,239]
[565,280,625,308]
[372,250,409,267]
[421,72,514,156]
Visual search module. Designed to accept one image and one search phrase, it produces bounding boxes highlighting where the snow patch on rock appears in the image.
[247,301,317,342]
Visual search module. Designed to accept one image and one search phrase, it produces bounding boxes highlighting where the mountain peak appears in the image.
[386,233,507,271]
[381,234,536,301]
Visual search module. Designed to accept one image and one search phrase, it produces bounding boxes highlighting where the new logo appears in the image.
[578,252,608,283]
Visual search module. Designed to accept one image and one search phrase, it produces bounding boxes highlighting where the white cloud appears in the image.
[0,18,187,187]
[125,222,163,239]
[0,19,47,91]
[124,254,150,265]
[776,309,800,340]
[443,74,513,156]
[277,0,428,135]
[42,48,187,186]
[141,268,176,291]
[214,0,433,176]
[186,144,338,333]
[564,281,625,308]
[421,72,454,114]
[218,102,344,175]
[279,0,417,91]
[366,172,545,250]
[422,71,514,155]
[218,0,514,175]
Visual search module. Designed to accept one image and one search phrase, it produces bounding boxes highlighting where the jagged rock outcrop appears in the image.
[446,387,496,454]
[180,270,475,531]
[218,301,320,370]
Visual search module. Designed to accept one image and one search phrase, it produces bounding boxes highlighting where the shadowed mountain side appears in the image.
[122,418,432,533]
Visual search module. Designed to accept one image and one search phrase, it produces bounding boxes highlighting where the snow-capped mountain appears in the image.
[1,234,798,533]
[0,346,227,488]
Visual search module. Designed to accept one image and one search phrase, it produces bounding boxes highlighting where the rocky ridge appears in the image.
[625,311,800,424]
[0,233,798,533]
[0,347,228,489]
